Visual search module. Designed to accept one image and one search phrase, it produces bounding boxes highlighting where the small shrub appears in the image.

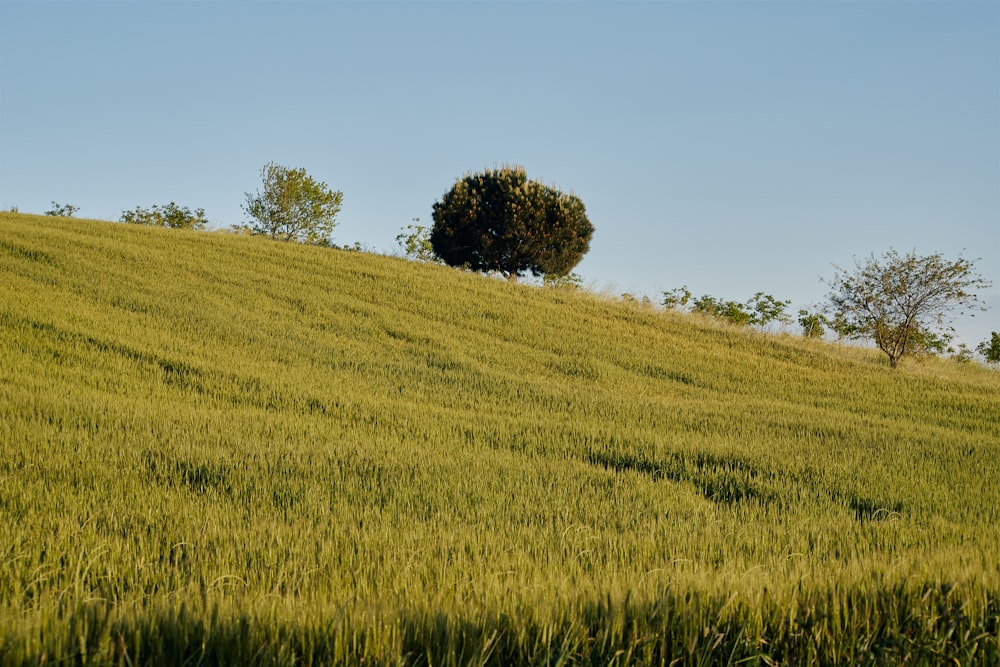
[121,202,208,230]
[45,202,79,217]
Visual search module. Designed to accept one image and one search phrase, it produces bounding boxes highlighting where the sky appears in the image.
[2,1,998,350]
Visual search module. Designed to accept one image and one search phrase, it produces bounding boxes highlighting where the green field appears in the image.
[1,212,998,665]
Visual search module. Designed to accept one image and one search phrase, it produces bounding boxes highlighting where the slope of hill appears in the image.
[1,212,998,665]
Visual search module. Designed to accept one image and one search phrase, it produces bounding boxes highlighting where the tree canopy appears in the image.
[430,166,594,280]
[241,163,343,245]
[824,249,990,368]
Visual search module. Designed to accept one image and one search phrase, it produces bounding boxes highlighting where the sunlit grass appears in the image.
[1,212,998,665]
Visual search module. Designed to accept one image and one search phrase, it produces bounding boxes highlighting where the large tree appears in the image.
[824,249,990,368]
[430,166,594,280]
[241,162,343,245]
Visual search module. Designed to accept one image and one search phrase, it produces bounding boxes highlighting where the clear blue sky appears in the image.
[2,1,998,348]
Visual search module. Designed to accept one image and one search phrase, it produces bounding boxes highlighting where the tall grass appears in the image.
[1,212,998,665]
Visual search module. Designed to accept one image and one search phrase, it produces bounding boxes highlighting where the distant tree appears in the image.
[824,250,990,368]
[45,202,79,217]
[978,332,1000,365]
[241,162,343,244]
[797,308,830,339]
[691,295,754,326]
[120,202,208,230]
[430,165,594,281]
[337,240,373,253]
[396,218,439,263]
[543,272,584,289]
[951,343,975,364]
[669,289,789,329]
[747,292,792,328]
[620,292,653,307]
[661,286,692,310]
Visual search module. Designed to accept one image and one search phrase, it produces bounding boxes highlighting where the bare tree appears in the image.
[824,250,990,368]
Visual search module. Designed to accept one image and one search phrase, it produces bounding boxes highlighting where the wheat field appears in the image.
[1,212,998,665]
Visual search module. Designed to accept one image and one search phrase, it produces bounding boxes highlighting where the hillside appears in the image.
[1,212,998,665]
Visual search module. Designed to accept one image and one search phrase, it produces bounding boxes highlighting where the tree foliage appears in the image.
[664,287,790,328]
[241,163,343,245]
[661,286,692,311]
[120,202,208,230]
[978,332,1000,365]
[691,295,754,326]
[543,272,584,290]
[396,219,439,263]
[45,202,79,217]
[747,292,792,327]
[824,249,990,368]
[430,166,594,280]
[797,308,830,339]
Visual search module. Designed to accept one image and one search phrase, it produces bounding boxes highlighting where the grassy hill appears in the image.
[1,211,998,665]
